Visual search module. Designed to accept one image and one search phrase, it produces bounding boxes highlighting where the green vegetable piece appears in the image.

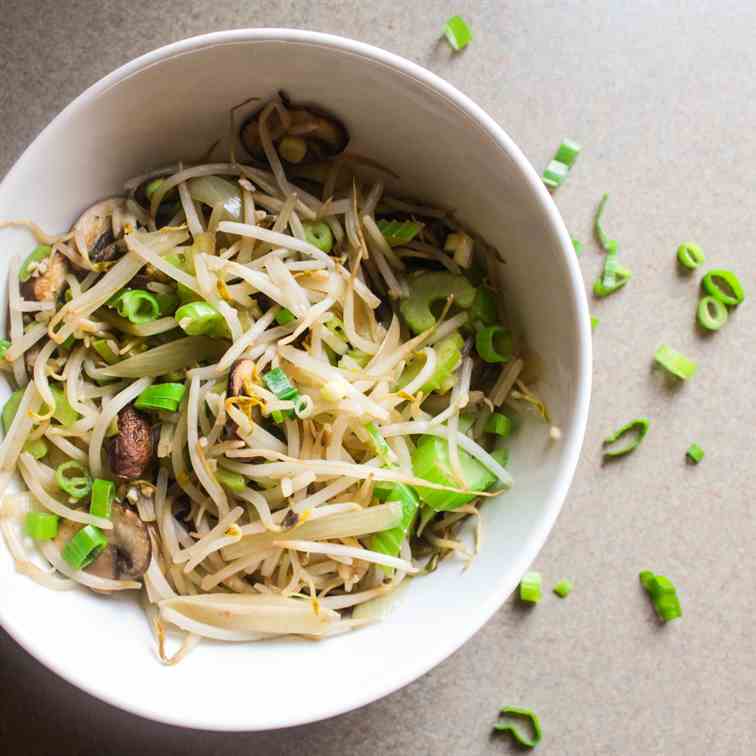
[144,178,164,200]
[175,301,227,338]
[216,468,247,492]
[697,296,728,331]
[543,159,569,189]
[654,345,697,380]
[553,579,573,598]
[442,15,473,51]
[485,413,513,438]
[56,461,92,500]
[62,525,108,570]
[639,571,682,622]
[469,286,498,326]
[338,349,371,369]
[397,332,464,395]
[376,219,423,247]
[519,571,542,603]
[701,269,745,306]
[2,386,77,435]
[90,479,115,519]
[109,290,161,324]
[92,339,121,365]
[475,325,513,364]
[493,706,542,749]
[676,242,704,271]
[399,272,476,334]
[594,193,618,253]
[303,222,333,253]
[572,238,583,256]
[19,245,52,282]
[603,418,649,458]
[594,253,631,297]
[275,308,296,326]
[364,421,396,465]
[134,383,186,413]
[25,512,59,541]
[686,443,704,464]
[24,439,48,459]
[555,138,581,167]
[370,482,419,566]
[263,368,298,401]
[155,292,179,316]
[411,435,496,511]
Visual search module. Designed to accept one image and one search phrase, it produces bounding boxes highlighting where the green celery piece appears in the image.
[92,339,121,365]
[397,332,463,395]
[376,219,423,247]
[2,391,50,459]
[469,286,498,326]
[412,435,496,511]
[3,386,78,431]
[370,482,420,565]
[400,272,476,334]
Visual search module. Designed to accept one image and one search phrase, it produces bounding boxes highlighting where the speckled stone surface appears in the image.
[1,2,755,754]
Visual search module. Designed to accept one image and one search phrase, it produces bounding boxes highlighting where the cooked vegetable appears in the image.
[134,383,186,413]
[485,413,513,438]
[62,525,109,570]
[476,325,513,364]
[55,461,92,500]
[175,301,227,338]
[109,290,161,324]
[19,244,52,282]
[400,272,476,334]
[370,482,420,565]
[654,345,697,380]
[377,219,423,247]
[303,221,333,253]
[398,332,464,395]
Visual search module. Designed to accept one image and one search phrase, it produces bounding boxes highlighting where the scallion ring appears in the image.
[303,222,334,253]
[701,269,745,306]
[110,289,161,324]
[90,479,115,519]
[134,382,186,413]
[654,345,697,380]
[25,512,59,541]
[62,525,108,570]
[55,461,92,500]
[493,707,542,749]
[697,296,728,331]
[475,325,513,364]
[676,242,704,271]
[603,418,650,458]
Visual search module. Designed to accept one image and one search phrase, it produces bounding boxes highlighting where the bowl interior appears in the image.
[0,31,590,730]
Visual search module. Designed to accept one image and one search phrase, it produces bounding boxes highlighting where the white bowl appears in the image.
[0,29,591,731]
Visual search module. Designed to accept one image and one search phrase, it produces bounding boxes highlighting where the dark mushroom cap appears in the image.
[73,198,128,268]
[109,404,154,480]
[240,102,349,165]
[86,502,151,580]
[20,251,67,302]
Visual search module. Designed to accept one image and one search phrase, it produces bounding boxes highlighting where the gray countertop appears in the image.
[1,2,755,754]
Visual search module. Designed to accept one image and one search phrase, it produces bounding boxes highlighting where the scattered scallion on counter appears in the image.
[603,418,650,458]
[676,242,704,271]
[442,15,473,51]
[701,268,745,306]
[493,706,542,749]
[572,238,583,256]
[686,443,704,464]
[654,345,697,380]
[591,315,599,330]
[519,571,542,604]
[639,571,682,622]
[697,296,728,331]
[543,138,581,190]
[553,579,573,598]
[594,192,618,253]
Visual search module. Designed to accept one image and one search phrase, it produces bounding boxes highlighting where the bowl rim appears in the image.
[0,27,592,731]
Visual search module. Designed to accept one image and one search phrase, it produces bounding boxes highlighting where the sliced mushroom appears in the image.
[224,359,256,438]
[109,404,154,480]
[73,198,128,268]
[241,101,349,165]
[54,504,151,581]
[20,250,67,302]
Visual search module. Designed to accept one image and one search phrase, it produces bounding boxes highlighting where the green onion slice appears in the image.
[55,461,92,499]
[92,338,121,365]
[519,571,542,604]
[275,308,296,326]
[25,512,59,541]
[134,382,186,413]
[553,579,573,598]
[62,525,108,570]
[263,368,298,401]
[442,15,473,51]
[303,221,334,253]
[175,301,226,337]
[594,193,618,253]
[493,707,542,749]
[654,345,697,380]
[701,269,745,306]
[686,443,704,464]
[603,418,650,458]
[639,571,682,622]
[543,159,569,189]
[19,245,52,282]
[90,479,115,519]
[697,296,728,331]
[376,219,423,247]
[484,413,513,438]
[555,138,582,167]
[109,289,161,324]
[475,325,513,364]
[216,468,247,492]
[676,242,704,271]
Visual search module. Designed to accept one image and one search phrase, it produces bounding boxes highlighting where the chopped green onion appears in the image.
[475,325,513,364]
[364,421,397,466]
[594,193,618,253]
[175,301,226,337]
[155,292,179,316]
[543,159,569,189]
[303,221,334,253]
[275,308,296,326]
[89,479,115,518]
[603,418,650,458]
[572,238,583,256]
[400,272,475,334]
[493,706,542,749]
[591,315,599,330]
[639,571,682,622]
[134,382,186,413]
[442,15,473,51]
[144,178,164,200]
[109,290,160,324]
[55,461,92,500]
[654,345,697,380]
[377,219,424,247]
[25,511,59,541]
[19,244,52,282]
[216,468,247,492]
[697,296,728,331]
[686,443,704,464]
[676,242,704,271]
[371,482,419,568]
[553,579,573,598]
[701,269,745,306]
[469,286,498,326]
[594,253,631,297]
[484,413,513,438]
[263,368,298,401]
[519,571,542,604]
[92,338,121,365]
[62,525,108,570]
[555,138,582,167]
